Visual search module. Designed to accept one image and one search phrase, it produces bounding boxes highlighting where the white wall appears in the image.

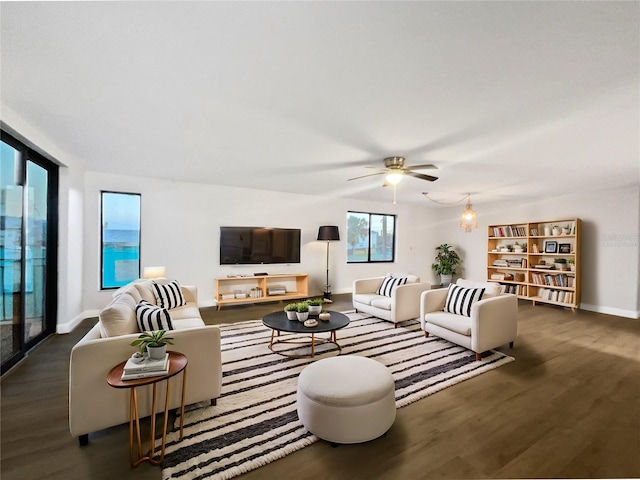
[80,172,436,315]
[425,185,640,319]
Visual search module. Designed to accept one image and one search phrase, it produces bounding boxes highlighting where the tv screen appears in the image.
[220,227,301,265]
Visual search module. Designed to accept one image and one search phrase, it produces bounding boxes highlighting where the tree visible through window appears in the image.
[347,211,396,263]
[101,191,141,289]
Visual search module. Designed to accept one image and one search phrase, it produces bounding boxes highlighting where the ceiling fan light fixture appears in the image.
[460,196,477,233]
[385,172,404,185]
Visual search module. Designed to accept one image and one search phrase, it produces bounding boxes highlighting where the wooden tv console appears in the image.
[214,273,309,310]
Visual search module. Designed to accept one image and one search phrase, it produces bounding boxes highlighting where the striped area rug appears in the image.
[161,312,514,480]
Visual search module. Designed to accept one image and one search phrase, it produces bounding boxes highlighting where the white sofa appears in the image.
[69,279,222,446]
[352,274,431,327]
[420,279,518,361]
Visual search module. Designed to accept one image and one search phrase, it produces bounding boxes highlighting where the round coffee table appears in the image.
[262,310,350,358]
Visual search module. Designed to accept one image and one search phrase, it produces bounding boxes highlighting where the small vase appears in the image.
[544,227,551,236]
[296,312,309,322]
[319,312,331,321]
[147,344,167,360]
[286,310,298,320]
[552,227,561,236]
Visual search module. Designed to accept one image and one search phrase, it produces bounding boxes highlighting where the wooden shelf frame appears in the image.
[487,219,581,311]
[214,273,309,310]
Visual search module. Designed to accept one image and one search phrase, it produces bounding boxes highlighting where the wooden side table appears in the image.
[107,351,188,468]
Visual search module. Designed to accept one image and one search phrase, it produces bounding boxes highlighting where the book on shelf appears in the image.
[491,225,527,238]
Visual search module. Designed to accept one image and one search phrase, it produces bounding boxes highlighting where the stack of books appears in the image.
[121,353,170,381]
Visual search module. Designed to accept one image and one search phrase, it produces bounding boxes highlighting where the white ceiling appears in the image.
[2,1,638,206]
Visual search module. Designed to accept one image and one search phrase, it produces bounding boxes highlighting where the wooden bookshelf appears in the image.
[488,219,581,311]
[214,273,309,310]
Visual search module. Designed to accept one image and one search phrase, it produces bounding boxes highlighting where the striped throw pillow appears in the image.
[376,275,408,297]
[152,280,186,310]
[443,284,485,317]
[135,300,174,332]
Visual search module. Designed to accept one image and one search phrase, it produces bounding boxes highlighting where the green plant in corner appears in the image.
[130,330,174,354]
[431,243,462,276]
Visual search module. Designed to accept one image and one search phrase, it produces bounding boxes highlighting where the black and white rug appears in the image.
[161,312,514,480]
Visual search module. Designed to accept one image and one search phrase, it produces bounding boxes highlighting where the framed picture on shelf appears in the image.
[558,243,571,254]
[544,240,558,253]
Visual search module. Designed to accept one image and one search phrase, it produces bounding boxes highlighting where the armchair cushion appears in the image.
[426,311,472,336]
[376,275,408,297]
[443,284,485,317]
[370,296,392,311]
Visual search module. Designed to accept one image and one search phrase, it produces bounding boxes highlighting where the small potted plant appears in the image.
[567,258,576,272]
[554,258,567,271]
[296,302,309,322]
[131,330,174,360]
[307,298,324,315]
[513,242,524,253]
[284,303,298,320]
[431,243,462,287]
[319,310,331,321]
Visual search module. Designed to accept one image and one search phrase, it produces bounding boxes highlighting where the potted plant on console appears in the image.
[432,243,462,287]
[131,330,175,360]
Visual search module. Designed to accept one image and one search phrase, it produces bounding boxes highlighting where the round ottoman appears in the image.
[296,355,396,444]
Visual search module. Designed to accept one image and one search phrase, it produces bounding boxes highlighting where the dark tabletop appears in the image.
[262,310,350,334]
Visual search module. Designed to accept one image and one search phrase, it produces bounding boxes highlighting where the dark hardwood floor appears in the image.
[1,294,639,480]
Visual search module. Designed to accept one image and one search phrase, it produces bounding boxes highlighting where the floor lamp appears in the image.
[317,225,340,300]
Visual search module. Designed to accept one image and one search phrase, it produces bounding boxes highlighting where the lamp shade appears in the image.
[317,225,340,241]
[143,266,166,279]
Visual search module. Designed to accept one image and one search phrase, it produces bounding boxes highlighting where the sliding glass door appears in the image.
[1,132,57,375]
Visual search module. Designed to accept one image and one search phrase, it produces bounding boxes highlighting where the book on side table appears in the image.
[121,353,170,381]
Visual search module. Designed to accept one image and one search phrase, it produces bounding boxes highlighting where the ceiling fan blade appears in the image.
[407,171,438,182]
[405,163,438,170]
[347,172,385,181]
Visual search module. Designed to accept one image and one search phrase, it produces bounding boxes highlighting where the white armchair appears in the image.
[420,279,518,361]
[353,274,431,327]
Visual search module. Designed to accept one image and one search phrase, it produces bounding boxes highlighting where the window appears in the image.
[101,191,141,289]
[346,211,396,263]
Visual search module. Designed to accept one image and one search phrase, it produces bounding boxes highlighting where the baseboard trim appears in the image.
[56,309,100,334]
[580,303,639,320]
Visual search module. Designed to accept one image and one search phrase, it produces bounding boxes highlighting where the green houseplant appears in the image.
[307,298,324,315]
[296,302,309,322]
[284,302,298,320]
[431,243,462,286]
[131,330,174,360]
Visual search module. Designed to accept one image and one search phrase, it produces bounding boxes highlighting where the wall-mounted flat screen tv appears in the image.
[220,227,301,265]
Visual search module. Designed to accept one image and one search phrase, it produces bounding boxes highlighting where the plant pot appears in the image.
[440,274,453,287]
[308,305,322,316]
[147,344,167,360]
[286,310,298,320]
[296,312,309,322]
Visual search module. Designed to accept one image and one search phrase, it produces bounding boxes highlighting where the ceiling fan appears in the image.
[347,156,438,185]
[347,156,438,203]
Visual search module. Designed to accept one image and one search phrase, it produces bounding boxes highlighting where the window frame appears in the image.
[100,190,141,290]
[346,211,397,263]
